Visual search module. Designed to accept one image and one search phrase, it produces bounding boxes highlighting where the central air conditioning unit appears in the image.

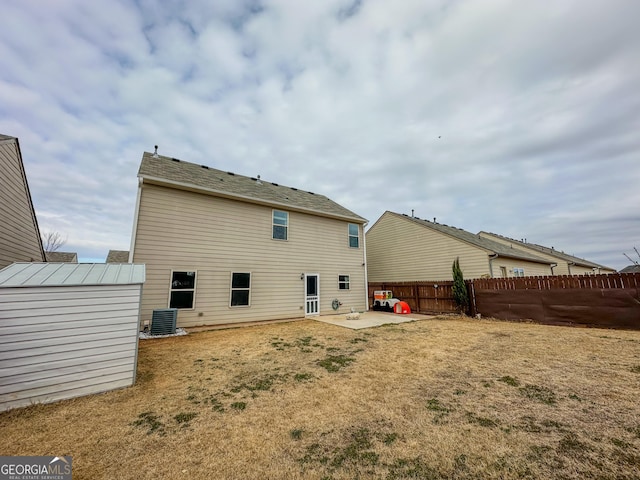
[151,308,178,335]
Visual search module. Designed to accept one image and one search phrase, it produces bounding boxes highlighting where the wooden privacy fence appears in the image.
[368,281,458,314]
[369,273,640,329]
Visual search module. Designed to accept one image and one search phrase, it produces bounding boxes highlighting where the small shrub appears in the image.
[466,412,498,428]
[426,399,449,413]
[498,375,520,387]
[520,384,557,405]
[294,372,314,382]
[290,429,304,440]
[382,433,398,445]
[317,355,355,373]
[174,412,197,424]
[132,411,165,435]
[231,402,246,411]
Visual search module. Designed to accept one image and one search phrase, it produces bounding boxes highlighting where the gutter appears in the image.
[488,253,498,278]
[128,178,143,263]
[362,221,369,311]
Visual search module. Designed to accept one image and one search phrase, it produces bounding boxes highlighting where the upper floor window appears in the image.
[348,223,359,248]
[169,271,196,309]
[273,210,288,240]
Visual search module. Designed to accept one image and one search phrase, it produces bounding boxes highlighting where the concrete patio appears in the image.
[314,311,433,330]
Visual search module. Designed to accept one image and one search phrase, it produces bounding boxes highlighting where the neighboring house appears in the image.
[0,133,45,269]
[106,250,129,263]
[478,232,616,275]
[129,151,368,328]
[366,211,554,282]
[45,251,78,263]
[620,265,640,273]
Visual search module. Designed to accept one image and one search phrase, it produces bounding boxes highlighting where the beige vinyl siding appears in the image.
[366,212,491,282]
[478,233,610,276]
[0,140,44,268]
[492,257,553,277]
[0,284,141,411]
[132,184,366,327]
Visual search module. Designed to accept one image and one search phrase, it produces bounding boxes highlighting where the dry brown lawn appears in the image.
[1,315,640,479]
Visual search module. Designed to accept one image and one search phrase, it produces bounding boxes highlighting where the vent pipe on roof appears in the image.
[153,145,159,158]
[256,175,262,185]
[433,217,436,223]
[411,209,414,217]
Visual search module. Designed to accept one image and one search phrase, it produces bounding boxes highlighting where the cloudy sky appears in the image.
[1,0,639,269]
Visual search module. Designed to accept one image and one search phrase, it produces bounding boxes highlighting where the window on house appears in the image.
[500,266,507,278]
[230,272,251,307]
[339,275,350,290]
[273,210,288,240]
[170,271,196,309]
[513,268,525,277]
[348,223,359,248]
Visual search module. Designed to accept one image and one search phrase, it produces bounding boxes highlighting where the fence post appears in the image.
[467,280,476,317]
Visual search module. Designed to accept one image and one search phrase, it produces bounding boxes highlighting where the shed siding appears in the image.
[0,284,141,411]
[366,213,490,282]
[132,184,366,327]
[0,140,44,268]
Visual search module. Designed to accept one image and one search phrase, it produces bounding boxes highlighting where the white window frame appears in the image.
[338,274,350,290]
[272,210,289,241]
[513,267,525,277]
[348,223,359,248]
[168,270,197,310]
[230,272,252,307]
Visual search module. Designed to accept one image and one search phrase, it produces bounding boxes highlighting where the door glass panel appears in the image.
[306,275,317,296]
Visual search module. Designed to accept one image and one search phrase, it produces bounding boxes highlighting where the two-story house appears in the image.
[129,151,368,328]
[0,134,45,269]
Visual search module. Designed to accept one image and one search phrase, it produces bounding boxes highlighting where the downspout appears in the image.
[567,262,574,275]
[128,177,143,263]
[362,221,369,311]
[488,253,498,278]
[550,263,558,275]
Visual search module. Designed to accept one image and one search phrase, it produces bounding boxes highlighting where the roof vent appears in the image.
[309,191,315,195]
[153,145,159,158]
[256,175,262,185]
[201,165,209,169]
[172,158,180,162]
[227,171,235,176]
[291,187,298,191]
[272,182,279,186]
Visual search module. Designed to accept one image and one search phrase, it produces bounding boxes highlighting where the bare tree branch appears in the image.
[41,231,67,253]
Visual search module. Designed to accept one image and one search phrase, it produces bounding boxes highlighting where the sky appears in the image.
[1,0,639,270]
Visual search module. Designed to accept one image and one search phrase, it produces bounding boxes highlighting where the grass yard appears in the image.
[1,315,640,479]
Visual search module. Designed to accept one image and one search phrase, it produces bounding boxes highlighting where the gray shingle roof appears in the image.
[0,134,15,141]
[45,251,78,263]
[479,231,613,270]
[138,152,366,223]
[389,212,553,264]
[620,265,640,273]
[106,250,129,263]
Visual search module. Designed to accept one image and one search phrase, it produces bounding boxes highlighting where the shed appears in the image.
[0,262,145,411]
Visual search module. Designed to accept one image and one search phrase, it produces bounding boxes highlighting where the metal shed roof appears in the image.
[0,263,146,287]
